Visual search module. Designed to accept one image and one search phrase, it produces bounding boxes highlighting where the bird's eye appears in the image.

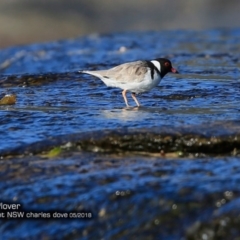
[164,62,170,67]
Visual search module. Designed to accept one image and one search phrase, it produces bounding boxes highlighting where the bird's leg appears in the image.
[122,89,130,107]
[131,92,140,107]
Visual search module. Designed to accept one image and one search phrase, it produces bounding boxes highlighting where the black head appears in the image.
[155,58,179,78]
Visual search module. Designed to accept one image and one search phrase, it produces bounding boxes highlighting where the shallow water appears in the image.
[0,29,240,239]
[0,60,239,152]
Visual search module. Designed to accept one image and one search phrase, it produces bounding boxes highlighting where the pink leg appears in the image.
[122,89,130,107]
[131,92,140,107]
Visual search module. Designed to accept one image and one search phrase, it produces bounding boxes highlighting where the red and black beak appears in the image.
[171,67,179,74]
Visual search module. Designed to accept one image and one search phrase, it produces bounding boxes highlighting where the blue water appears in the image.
[0,30,239,153]
[0,29,240,239]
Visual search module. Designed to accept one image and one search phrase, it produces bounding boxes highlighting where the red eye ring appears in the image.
[164,62,170,67]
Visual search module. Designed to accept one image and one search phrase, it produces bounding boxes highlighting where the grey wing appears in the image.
[98,61,149,83]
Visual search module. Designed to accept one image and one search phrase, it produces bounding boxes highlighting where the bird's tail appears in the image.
[79,70,104,79]
[79,70,94,75]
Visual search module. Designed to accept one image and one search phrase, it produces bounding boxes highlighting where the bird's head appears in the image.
[155,58,179,78]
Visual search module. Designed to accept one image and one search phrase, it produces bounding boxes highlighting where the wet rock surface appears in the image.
[1,153,240,239]
[2,123,240,158]
[0,29,240,239]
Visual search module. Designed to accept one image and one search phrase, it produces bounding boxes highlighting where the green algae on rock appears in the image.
[1,123,240,158]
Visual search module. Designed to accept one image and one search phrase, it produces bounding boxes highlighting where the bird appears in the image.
[80,58,178,107]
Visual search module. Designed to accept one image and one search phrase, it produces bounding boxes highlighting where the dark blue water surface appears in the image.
[0,29,239,152]
[0,29,240,239]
